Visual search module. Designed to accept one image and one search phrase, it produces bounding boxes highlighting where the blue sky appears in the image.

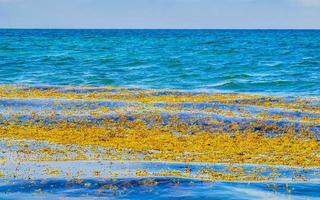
[0,0,320,28]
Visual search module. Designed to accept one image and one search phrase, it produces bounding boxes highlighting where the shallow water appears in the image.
[0,85,319,199]
[0,29,319,95]
[1,178,319,200]
[1,160,320,200]
[0,29,320,199]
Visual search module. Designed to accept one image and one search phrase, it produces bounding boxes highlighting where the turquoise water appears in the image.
[0,29,319,95]
[0,30,320,199]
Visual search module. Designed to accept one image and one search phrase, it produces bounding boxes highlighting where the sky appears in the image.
[0,0,320,29]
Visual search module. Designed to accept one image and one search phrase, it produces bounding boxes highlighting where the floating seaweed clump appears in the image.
[0,85,319,198]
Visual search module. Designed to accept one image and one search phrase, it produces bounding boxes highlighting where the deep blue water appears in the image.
[0,29,319,95]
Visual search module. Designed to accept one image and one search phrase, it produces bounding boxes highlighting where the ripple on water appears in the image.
[0,29,319,95]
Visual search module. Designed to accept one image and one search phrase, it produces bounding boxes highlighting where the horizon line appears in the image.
[1,28,320,30]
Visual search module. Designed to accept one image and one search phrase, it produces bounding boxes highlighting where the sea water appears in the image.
[0,29,319,95]
[0,29,320,199]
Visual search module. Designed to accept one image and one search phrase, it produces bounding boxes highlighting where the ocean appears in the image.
[0,30,320,199]
[0,29,319,95]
